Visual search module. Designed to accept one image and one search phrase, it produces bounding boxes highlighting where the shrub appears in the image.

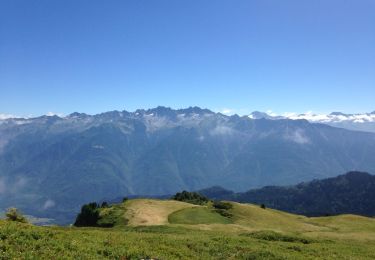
[74,202,100,227]
[171,191,209,205]
[212,201,233,218]
[5,208,28,223]
[212,201,232,210]
[260,203,266,209]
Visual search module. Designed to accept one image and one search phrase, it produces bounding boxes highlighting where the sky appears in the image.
[0,0,374,117]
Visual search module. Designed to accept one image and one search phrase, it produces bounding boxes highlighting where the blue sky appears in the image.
[1,0,374,117]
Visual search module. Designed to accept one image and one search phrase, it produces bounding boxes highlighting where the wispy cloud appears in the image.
[0,113,18,120]
[284,129,310,144]
[220,108,235,115]
[210,125,235,136]
[43,199,56,210]
[266,110,278,117]
[46,112,64,117]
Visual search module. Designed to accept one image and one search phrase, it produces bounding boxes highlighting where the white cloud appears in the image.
[0,114,18,120]
[46,112,64,117]
[220,108,234,115]
[285,129,310,144]
[283,111,375,123]
[264,111,375,124]
[266,110,278,117]
[210,125,235,136]
[92,145,105,149]
[143,116,171,131]
[43,199,56,210]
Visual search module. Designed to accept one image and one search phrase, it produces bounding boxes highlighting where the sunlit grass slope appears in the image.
[2,220,375,259]
[168,207,232,224]
[2,199,375,259]
[105,199,375,240]
[124,199,197,226]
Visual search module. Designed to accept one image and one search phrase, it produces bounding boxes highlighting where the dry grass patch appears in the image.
[124,199,197,226]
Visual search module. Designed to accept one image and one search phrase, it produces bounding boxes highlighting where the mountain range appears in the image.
[1,106,375,223]
[199,171,375,217]
[249,111,375,133]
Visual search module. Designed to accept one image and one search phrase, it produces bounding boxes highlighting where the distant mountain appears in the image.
[1,106,375,223]
[248,111,375,133]
[199,171,375,217]
[197,186,235,199]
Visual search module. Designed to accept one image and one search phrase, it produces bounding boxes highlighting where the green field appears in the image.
[1,199,375,259]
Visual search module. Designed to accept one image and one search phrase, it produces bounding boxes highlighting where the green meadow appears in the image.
[1,199,375,259]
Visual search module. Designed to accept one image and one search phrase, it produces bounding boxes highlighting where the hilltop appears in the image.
[84,198,375,238]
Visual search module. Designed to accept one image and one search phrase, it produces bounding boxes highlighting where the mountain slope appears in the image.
[199,171,375,217]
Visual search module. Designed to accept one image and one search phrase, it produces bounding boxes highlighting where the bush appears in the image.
[171,191,209,205]
[212,201,232,210]
[5,208,28,223]
[260,204,266,209]
[212,201,233,218]
[74,202,100,227]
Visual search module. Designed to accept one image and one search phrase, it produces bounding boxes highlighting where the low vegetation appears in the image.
[5,208,28,223]
[212,201,233,218]
[1,198,375,259]
[241,230,314,244]
[171,190,209,205]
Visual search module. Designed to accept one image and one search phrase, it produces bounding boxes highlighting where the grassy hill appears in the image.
[1,199,375,259]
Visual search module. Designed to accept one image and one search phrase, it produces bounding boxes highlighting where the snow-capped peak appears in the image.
[248,111,375,123]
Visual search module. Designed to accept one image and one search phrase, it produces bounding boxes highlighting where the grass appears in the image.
[1,221,375,259]
[97,203,128,227]
[168,207,232,225]
[241,230,315,244]
[1,199,375,259]
[123,199,196,226]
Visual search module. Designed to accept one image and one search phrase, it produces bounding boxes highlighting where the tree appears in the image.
[74,202,100,227]
[5,208,28,223]
[101,201,108,208]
